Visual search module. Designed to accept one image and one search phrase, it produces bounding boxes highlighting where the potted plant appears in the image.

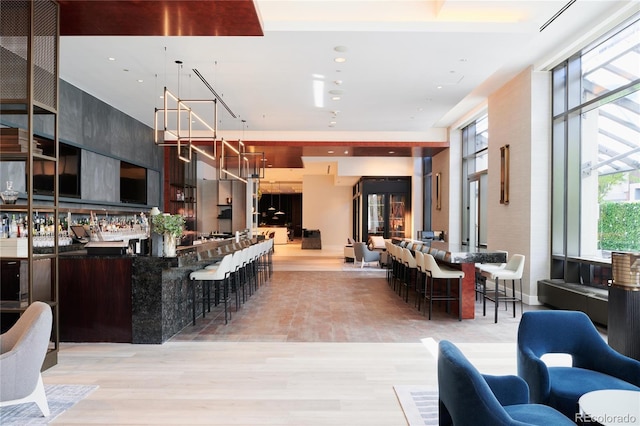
[151,214,185,257]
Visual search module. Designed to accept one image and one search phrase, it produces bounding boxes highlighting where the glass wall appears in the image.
[461,115,489,248]
[551,16,639,283]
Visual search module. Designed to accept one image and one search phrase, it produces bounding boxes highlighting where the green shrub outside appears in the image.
[598,201,640,251]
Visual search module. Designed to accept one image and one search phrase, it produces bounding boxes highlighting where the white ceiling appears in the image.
[58,0,637,185]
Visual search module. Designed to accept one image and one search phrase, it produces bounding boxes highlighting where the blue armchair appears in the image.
[438,340,573,426]
[517,310,640,419]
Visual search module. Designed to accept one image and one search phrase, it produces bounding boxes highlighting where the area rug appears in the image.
[0,384,98,425]
[394,385,438,426]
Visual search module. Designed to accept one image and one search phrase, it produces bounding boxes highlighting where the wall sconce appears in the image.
[435,173,441,210]
[500,144,510,204]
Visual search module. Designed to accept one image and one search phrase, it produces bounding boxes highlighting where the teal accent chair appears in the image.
[517,310,640,419]
[438,340,574,426]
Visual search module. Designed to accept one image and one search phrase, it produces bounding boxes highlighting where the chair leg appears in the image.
[33,374,50,417]
[457,277,462,321]
[519,279,524,316]
[192,279,197,325]
[494,279,500,323]
[511,279,516,317]
[482,277,487,316]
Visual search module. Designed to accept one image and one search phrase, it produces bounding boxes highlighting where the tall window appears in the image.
[462,115,488,247]
[552,16,639,277]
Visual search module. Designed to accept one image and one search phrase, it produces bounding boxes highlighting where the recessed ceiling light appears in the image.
[268,164,273,168]
[334,46,348,52]
[137,79,143,83]
[437,85,442,89]
[333,80,343,85]
[261,158,268,162]
[328,150,335,154]
[334,57,346,63]
[332,96,341,101]
[389,151,395,154]
[108,57,116,61]
[344,150,349,154]
[330,121,337,125]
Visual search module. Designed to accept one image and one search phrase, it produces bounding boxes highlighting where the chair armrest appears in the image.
[482,374,529,406]
[517,346,550,404]
[590,345,640,387]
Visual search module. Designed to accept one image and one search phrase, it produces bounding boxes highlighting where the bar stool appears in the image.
[414,250,427,311]
[189,253,233,325]
[475,250,508,302]
[481,254,525,323]
[400,247,417,303]
[423,253,465,321]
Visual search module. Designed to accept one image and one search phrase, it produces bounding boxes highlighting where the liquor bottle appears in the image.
[2,215,8,238]
[9,214,18,238]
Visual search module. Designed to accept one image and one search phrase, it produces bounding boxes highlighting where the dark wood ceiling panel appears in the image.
[58,0,263,36]
[244,140,448,169]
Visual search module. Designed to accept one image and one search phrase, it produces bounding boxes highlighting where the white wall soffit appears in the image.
[302,155,413,177]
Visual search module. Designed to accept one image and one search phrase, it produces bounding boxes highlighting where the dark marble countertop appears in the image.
[416,241,507,264]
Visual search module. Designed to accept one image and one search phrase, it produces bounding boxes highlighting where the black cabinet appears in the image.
[353,177,411,241]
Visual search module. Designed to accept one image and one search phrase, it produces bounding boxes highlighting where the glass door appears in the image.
[389,194,406,239]
[367,194,385,237]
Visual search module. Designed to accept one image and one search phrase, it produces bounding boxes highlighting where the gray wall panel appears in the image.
[82,151,118,202]
[147,169,160,207]
[2,79,164,207]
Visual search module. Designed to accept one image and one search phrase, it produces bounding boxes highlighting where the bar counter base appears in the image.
[59,239,238,344]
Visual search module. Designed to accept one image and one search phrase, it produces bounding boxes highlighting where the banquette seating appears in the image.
[517,310,640,419]
[438,340,574,426]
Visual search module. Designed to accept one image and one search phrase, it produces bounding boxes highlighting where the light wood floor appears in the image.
[42,242,569,425]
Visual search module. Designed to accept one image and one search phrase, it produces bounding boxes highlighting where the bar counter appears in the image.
[401,239,508,319]
[58,238,239,344]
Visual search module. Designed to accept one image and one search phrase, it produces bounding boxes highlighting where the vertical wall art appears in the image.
[435,173,442,210]
[500,144,510,204]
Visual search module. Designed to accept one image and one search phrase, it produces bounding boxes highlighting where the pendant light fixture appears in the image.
[267,182,276,211]
[275,183,285,216]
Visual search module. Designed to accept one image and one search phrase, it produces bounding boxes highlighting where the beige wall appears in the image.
[432,149,451,240]
[486,66,550,304]
[302,174,353,251]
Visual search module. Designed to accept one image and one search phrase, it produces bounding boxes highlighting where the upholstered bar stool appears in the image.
[414,250,427,311]
[475,250,508,302]
[423,253,465,320]
[190,253,234,325]
[400,247,417,303]
[481,254,525,323]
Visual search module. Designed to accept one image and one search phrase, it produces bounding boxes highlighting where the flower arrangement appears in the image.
[151,214,185,237]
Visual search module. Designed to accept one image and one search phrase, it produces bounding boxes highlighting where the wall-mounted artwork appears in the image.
[500,144,510,204]
[435,173,442,210]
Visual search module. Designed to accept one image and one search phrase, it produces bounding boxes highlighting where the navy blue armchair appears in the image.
[438,340,573,426]
[517,310,640,419]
